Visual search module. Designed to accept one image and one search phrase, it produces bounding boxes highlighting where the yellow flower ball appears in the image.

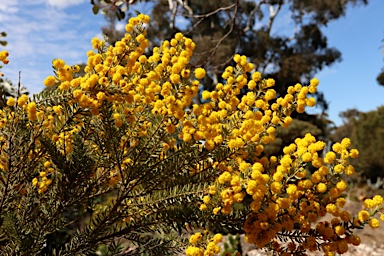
[212,234,223,243]
[202,195,211,204]
[340,211,351,222]
[277,198,290,209]
[335,225,345,236]
[199,204,207,211]
[27,102,37,121]
[337,240,349,254]
[301,152,312,162]
[17,94,28,106]
[326,203,337,214]
[344,165,355,176]
[213,207,221,215]
[265,89,276,101]
[332,142,343,154]
[324,151,336,164]
[32,178,38,187]
[265,78,275,88]
[201,91,211,100]
[341,138,351,148]
[6,97,16,107]
[349,149,359,158]
[305,97,316,107]
[189,233,202,245]
[273,171,284,182]
[194,68,206,79]
[357,210,370,222]
[270,182,282,193]
[316,183,327,193]
[334,164,344,174]
[52,59,65,69]
[336,180,347,191]
[0,50,9,62]
[286,184,297,195]
[185,246,204,256]
[233,54,241,63]
[250,72,260,83]
[373,195,384,206]
[282,116,292,127]
[369,218,380,229]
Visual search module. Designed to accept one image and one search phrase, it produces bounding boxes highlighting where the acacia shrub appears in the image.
[0,14,383,256]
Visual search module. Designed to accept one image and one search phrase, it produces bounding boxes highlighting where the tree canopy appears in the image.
[332,107,384,182]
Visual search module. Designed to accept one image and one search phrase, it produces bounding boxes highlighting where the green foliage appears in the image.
[0,86,212,254]
[333,107,384,181]
[377,69,384,86]
[0,31,7,73]
[0,32,6,47]
[220,234,242,256]
[352,107,384,181]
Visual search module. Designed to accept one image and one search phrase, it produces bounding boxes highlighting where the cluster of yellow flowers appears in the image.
[32,161,54,194]
[180,32,382,256]
[187,113,383,254]
[186,232,223,256]
[2,13,384,255]
[0,50,9,65]
[0,50,9,77]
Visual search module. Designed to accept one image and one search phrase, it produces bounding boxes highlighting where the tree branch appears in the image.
[266,2,282,35]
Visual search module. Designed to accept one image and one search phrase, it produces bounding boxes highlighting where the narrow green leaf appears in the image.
[116,8,125,20]
[92,5,100,15]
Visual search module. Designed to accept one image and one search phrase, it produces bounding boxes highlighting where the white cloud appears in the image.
[115,22,126,32]
[47,0,86,9]
[0,2,19,22]
[0,2,19,14]
[1,1,106,94]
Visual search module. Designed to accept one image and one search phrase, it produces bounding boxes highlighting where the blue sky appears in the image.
[1,0,383,126]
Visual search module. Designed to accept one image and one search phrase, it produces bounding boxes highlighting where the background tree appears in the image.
[330,108,361,143]
[332,107,384,182]
[378,69,384,86]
